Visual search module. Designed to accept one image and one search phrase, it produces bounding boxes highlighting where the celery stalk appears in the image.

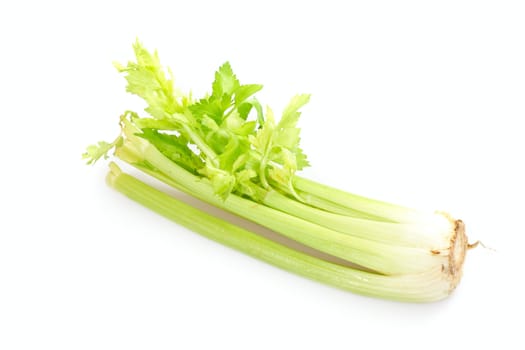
[106,163,456,303]
[293,176,435,223]
[115,136,456,276]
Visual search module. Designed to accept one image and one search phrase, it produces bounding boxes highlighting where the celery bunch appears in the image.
[85,41,476,302]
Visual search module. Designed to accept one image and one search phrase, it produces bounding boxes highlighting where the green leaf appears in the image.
[269,94,311,172]
[274,127,301,150]
[234,84,263,105]
[249,106,275,166]
[82,137,123,165]
[212,62,240,98]
[278,94,311,129]
[295,147,310,170]
[138,129,203,174]
[189,97,225,124]
[115,40,182,120]
[218,137,244,172]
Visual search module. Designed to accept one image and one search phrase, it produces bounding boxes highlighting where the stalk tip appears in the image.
[106,162,123,187]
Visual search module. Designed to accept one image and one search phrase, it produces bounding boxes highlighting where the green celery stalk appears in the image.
[293,176,433,224]
[113,130,457,276]
[106,162,455,303]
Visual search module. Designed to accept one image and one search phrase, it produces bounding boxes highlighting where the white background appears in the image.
[1,1,524,349]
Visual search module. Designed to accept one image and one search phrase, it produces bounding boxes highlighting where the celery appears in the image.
[85,41,476,302]
[107,163,456,303]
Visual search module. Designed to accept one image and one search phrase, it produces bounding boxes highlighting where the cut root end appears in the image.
[448,218,470,291]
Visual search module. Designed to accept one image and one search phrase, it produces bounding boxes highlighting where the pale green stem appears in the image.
[181,123,219,167]
[293,176,434,224]
[106,163,452,303]
[116,142,444,275]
